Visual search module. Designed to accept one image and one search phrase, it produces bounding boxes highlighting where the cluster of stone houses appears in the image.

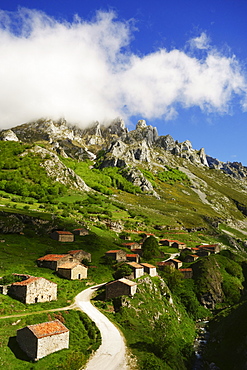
[37,249,91,280]
[104,247,158,299]
[3,228,89,361]
[157,242,221,279]
[50,228,89,242]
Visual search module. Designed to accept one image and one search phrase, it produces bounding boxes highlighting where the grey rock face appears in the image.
[0,129,19,142]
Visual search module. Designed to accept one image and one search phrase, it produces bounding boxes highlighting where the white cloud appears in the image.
[0,8,246,129]
[189,32,211,50]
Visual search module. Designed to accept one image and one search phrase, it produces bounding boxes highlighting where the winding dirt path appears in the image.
[75,284,129,370]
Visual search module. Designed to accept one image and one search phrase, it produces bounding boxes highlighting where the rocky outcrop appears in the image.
[0,129,19,142]
[22,146,90,192]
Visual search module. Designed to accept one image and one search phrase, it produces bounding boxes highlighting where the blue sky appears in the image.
[0,0,247,164]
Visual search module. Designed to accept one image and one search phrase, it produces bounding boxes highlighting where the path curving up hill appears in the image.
[75,284,130,370]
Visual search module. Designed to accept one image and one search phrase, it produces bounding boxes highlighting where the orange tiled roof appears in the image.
[106,250,122,253]
[12,276,41,286]
[27,320,69,338]
[37,254,69,261]
[126,254,138,257]
[68,250,82,254]
[179,268,193,272]
[54,231,73,235]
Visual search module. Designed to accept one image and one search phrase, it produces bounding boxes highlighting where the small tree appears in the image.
[142,235,160,260]
[113,264,132,280]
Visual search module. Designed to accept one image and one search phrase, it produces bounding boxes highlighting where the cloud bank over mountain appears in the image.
[0,8,246,128]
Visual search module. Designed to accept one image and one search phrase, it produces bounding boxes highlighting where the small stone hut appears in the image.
[140,263,157,277]
[179,268,193,279]
[105,250,127,262]
[69,249,91,262]
[8,276,57,304]
[126,262,144,279]
[50,231,74,242]
[167,258,183,269]
[126,253,140,263]
[37,254,74,271]
[17,320,69,360]
[72,228,89,236]
[105,278,137,299]
[57,262,88,280]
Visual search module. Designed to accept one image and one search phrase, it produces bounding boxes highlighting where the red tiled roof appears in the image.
[68,250,82,254]
[27,320,69,338]
[122,242,138,246]
[126,254,138,257]
[37,254,69,261]
[106,250,122,253]
[179,268,193,272]
[54,231,73,235]
[12,276,41,286]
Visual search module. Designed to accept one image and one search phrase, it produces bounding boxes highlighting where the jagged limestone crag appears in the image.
[1,117,247,200]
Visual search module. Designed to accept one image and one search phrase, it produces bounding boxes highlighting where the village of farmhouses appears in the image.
[0,225,220,361]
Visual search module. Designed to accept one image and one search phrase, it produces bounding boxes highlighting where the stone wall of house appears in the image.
[135,268,144,278]
[9,278,57,304]
[70,250,91,262]
[71,265,87,280]
[106,281,132,299]
[37,255,73,270]
[36,331,69,360]
[17,328,38,359]
[26,279,57,304]
[0,284,10,295]
[50,232,74,242]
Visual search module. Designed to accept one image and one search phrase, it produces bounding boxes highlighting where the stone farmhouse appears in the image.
[159,239,177,246]
[105,250,127,262]
[105,278,137,299]
[68,249,91,262]
[57,262,88,280]
[8,276,57,304]
[17,320,69,360]
[166,258,183,269]
[72,228,89,236]
[37,254,75,271]
[50,231,74,242]
[121,242,141,250]
[184,254,199,263]
[179,268,193,279]
[159,239,186,250]
[197,244,220,254]
[126,262,144,279]
[157,261,175,270]
[140,263,157,277]
[126,253,140,263]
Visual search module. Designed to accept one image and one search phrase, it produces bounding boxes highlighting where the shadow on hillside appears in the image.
[8,336,31,362]
[131,340,153,353]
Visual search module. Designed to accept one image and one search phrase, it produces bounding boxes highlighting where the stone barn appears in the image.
[105,250,127,262]
[105,278,137,299]
[8,276,57,304]
[57,262,88,280]
[50,231,74,242]
[140,263,157,277]
[37,254,74,270]
[126,253,140,263]
[179,268,193,279]
[16,320,69,360]
[126,262,144,279]
[167,258,183,269]
[72,228,89,236]
[68,249,91,262]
